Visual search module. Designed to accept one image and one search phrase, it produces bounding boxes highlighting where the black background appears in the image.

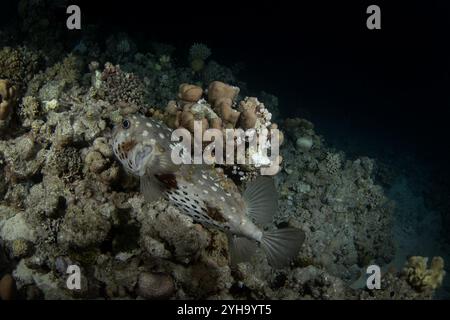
[2,0,450,165]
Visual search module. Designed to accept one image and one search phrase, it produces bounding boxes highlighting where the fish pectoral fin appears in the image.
[140,175,164,202]
[227,234,257,267]
[243,176,278,226]
[155,143,179,173]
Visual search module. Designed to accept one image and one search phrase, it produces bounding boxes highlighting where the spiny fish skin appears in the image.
[112,115,263,241]
[161,166,263,241]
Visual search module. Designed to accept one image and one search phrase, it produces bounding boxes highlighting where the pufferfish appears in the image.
[112,114,305,268]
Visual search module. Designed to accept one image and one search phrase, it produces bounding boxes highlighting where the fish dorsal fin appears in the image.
[140,174,164,203]
[243,176,278,226]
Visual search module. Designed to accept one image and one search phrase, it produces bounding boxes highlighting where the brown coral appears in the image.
[180,110,195,132]
[178,83,203,103]
[0,274,16,300]
[207,81,239,107]
[0,80,18,125]
[238,97,259,129]
[207,82,241,127]
[155,81,283,181]
[217,98,240,128]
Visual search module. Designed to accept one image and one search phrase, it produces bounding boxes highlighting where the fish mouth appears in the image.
[113,141,128,162]
[114,140,138,172]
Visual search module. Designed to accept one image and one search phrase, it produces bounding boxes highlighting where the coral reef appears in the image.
[0,9,445,299]
[1,64,440,298]
[277,117,395,281]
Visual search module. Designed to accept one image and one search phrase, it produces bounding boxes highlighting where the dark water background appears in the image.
[74,0,450,165]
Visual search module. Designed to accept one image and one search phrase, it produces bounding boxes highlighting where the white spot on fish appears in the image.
[203,190,208,194]
[202,174,207,180]
[135,121,140,126]
[159,133,165,139]
[146,122,152,128]
[220,196,225,202]
[211,186,217,192]
[199,180,204,185]
[142,130,149,137]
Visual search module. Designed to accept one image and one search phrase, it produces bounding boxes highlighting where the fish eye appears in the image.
[122,119,130,129]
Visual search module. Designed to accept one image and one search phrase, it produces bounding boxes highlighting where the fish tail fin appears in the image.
[227,234,258,267]
[260,227,305,268]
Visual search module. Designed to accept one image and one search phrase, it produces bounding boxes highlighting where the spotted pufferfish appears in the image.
[112,114,305,268]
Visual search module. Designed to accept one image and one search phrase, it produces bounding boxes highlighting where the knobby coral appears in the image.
[156,81,283,182]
